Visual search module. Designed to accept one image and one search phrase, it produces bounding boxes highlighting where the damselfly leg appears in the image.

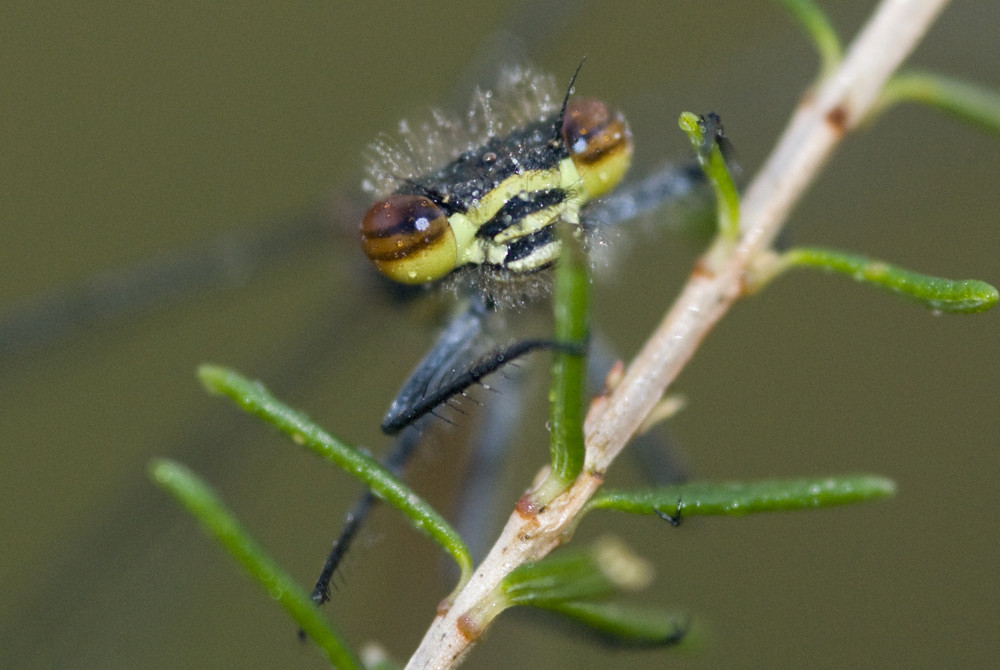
[310,68,714,600]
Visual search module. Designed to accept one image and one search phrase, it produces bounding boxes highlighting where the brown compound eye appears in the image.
[561,98,633,198]
[360,195,457,284]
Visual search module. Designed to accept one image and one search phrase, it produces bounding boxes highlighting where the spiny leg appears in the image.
[310,422,424,605]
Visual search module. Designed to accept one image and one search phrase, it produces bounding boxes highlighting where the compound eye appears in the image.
[360,195,457,284]
[561,98,633,198]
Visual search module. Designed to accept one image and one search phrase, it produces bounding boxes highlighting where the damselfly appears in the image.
[304,64,714,603]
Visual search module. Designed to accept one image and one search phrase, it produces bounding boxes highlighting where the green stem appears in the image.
[781,247,998,314]
[776,0,842,79]
[150,459,362,669]
[587,475,896,518]
[874,70,1000,136]
[541,224,590,498]
[197,365,473,585]
[678,112,740,240]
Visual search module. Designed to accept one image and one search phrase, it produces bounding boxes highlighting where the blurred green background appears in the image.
[1,2,997,668]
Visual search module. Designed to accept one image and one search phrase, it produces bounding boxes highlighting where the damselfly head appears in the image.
[359,68,632,304]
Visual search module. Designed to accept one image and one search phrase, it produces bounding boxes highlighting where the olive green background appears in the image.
[1,2,997,668]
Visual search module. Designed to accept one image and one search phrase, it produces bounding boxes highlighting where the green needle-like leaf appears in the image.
[502,550,617,608]
[502,538,653,606]
[469,540,651,635]
[197,365,473,585]
[782,247,998,313]
[678,112,740,239]
[541,601,689,648]
[588,475,895,518]
[547,222,590,490]
[149,459,362,670]
[776,0,842,78]
[498,543,687,648]
[875,70,1000,136]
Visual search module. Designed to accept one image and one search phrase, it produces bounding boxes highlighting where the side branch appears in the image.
[406,1,950,667]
